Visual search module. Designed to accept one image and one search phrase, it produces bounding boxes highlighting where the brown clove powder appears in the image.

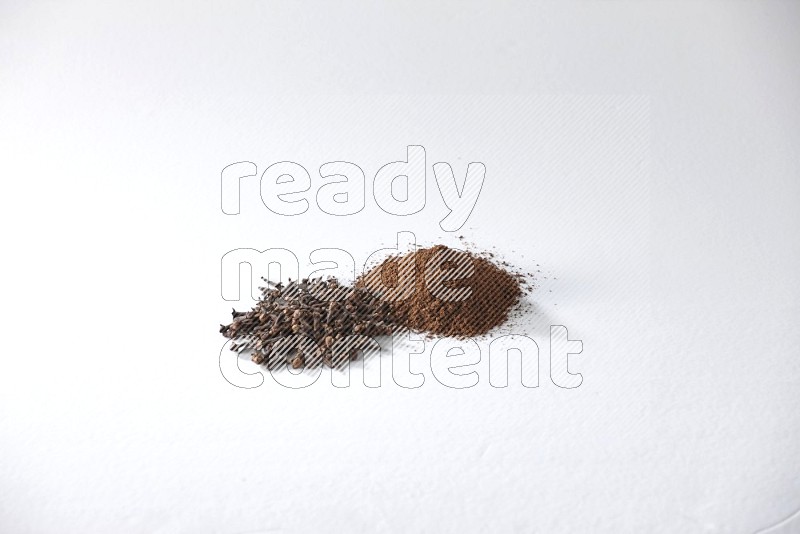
[357,245,522,338]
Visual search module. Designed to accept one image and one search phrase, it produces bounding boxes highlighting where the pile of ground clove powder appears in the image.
[358,245,523,338]
[220,245,525,368]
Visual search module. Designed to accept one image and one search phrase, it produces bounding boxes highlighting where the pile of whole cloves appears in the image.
[220,277,394,370]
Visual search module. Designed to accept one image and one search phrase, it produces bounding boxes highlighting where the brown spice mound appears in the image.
[358,245,522,338]
[220,277,394,369]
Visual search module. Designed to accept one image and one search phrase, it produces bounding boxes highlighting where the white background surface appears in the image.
[2,1,799,533]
